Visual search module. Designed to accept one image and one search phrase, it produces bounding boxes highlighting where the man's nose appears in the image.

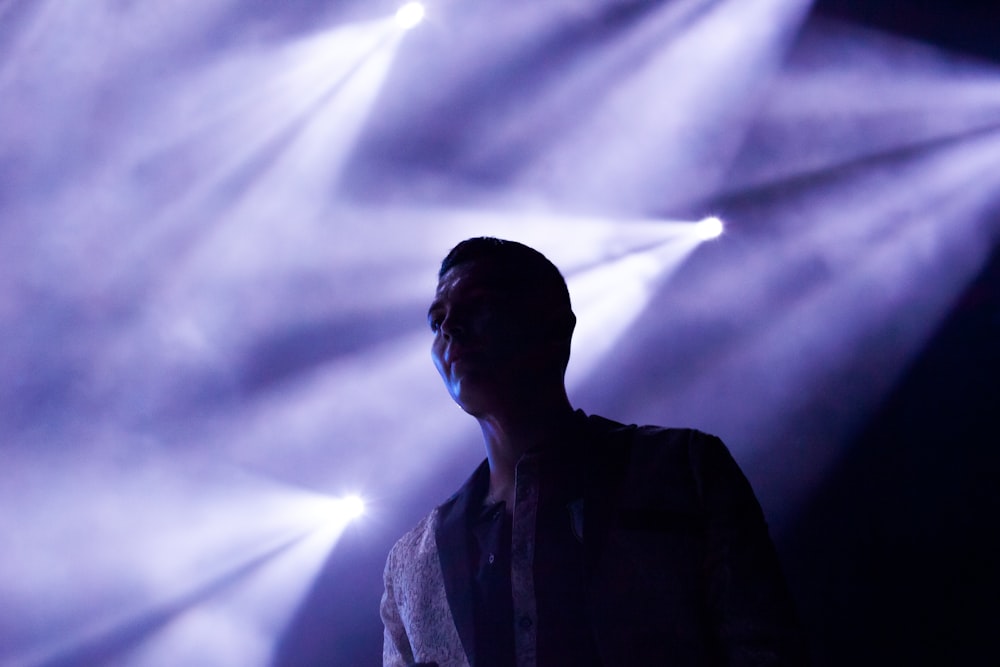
[439,313,466,341]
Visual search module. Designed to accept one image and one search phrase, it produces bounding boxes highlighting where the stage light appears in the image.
[337,494,365,521]
[696,216,724,240]
[395,2,425,30]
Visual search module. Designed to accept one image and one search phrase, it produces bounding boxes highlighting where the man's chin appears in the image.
[448,380,494,417]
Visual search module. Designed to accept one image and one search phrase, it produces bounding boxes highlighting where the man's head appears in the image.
[428,237,576,416]
[438,237,571,304]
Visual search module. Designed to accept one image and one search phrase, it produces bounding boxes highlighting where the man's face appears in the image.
[427,259,545,416]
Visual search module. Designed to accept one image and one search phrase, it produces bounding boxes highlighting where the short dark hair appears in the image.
[439,237,576,371]
[439,237,572,312]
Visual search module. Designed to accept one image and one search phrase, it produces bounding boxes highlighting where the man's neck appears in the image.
[477,396,577,508]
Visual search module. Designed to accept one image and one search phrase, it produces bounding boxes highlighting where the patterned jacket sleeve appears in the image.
[381,544,414,667]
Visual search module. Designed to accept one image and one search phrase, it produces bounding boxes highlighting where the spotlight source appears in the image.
[395,2,425,30]
[695,216,724,240]
[338,494,365,521]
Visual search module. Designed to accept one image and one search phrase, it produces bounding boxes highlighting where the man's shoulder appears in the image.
[389,507,439,557]
[583,413,746,510]
[583,413,735,491]
[385,506,443,583]
[387,458,488,572]
[584,412,722,452]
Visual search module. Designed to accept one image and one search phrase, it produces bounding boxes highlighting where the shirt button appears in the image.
[488,553,495,565]
[519,615,533,630]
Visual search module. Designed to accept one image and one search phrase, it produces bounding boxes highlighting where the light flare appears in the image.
[696,216,725,240]
[395,2,425,30]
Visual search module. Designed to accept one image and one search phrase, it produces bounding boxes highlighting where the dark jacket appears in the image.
[380,414,807,666]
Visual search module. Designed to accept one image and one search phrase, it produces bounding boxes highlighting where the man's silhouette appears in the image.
[381,238,807,667]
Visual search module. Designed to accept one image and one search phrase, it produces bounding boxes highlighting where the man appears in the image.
[380,237,807,667]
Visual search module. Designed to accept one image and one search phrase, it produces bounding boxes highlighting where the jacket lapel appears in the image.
[435,460,490,666]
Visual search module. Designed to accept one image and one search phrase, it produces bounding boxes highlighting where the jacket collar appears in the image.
[435,458,490,665]
[432,412,635,666]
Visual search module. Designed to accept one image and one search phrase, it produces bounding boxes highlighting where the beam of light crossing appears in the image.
[0,14,409,442]
[0,14,406,353]
[721,17,1000,195]
[342,0,726,208]
[0,452,365,667]
[440,0,715,173]
[136,208,721,499]
[105,16,406,298]
[513,0,815,214]
[564,222,714,389]
[606,128,1000,527]
[104,492,367,667]
[6,1,997,663]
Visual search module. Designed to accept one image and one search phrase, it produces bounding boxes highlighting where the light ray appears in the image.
[0,452,362,666]
[594,128,1000,525]
[723,17,1000,194]
[395,2,425,30]
[514,0,815,213]
[151,208,715,496]
[1,0,995,664]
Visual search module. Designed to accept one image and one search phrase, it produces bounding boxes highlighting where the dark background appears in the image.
[786,2,998,664]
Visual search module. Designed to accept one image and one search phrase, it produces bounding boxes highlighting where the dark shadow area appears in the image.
[780,244,1000,666]
[815,0,1000,64]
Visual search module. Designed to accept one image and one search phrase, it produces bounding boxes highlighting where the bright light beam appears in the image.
[616,128,1000,527]
[83,16,404,304]
[566,233,703,390]
[515,0,814,213]
[720,19,1000,195]
[170,207,711,498]
[111,494,364,667]
[395,2,425,30]
[337,494,366,521]
[695,216,725,240]
[0,456,364,667]
[75,18,408,416]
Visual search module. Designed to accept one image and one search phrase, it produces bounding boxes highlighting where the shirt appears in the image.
[468,426,601,667]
